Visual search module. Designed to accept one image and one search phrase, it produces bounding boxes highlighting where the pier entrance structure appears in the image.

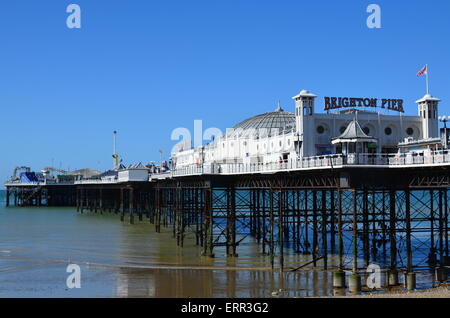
[5,89,450,290]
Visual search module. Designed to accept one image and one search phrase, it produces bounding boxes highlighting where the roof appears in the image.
[332,120,377,144]
[126,163,149,170]
[292,89,317,100]
[416,94,441,103]
[68,169,101,178]
[98,170,118,178]
[227,105,295,138]
[399,137,442,147]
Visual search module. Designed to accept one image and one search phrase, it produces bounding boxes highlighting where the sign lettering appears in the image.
[324,97,404,113]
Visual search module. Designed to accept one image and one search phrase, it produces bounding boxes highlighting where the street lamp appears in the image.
[438,116,450,149]
[159,149,163,167]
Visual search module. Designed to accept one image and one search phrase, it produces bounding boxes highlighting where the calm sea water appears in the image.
[0,190,435,298]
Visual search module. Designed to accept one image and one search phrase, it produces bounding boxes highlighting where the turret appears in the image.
[416,94,440,139]
[293,90,317,157]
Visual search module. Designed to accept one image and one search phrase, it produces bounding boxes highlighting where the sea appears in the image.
[0,190,436,298]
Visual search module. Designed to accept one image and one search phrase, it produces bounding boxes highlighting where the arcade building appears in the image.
[171,89,444,168]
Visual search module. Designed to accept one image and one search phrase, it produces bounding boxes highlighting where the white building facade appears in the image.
[171,90,443,169]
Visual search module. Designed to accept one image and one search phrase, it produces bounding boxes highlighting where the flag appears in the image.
[417,65,427,76]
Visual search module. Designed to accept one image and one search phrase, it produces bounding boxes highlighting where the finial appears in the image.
[275,101,284,112]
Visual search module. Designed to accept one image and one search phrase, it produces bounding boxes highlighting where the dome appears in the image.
[227,107,296,138]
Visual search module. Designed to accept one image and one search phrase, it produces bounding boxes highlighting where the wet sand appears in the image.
[350,285,450,298]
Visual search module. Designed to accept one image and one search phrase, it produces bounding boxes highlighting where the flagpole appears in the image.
[426,64,429,95]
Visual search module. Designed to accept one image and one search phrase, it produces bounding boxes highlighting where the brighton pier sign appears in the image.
[324,96,405,113]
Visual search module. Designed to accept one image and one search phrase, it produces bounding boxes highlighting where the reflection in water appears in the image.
[113,266,334,298]
[111,211,335,297]
[0,204,437,297]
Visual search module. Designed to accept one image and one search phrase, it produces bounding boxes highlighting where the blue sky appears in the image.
[0,0,449,181]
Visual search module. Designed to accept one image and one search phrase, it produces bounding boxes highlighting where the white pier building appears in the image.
[171,90,444,172]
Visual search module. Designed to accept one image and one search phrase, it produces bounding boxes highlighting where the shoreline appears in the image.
[347,285,450,298]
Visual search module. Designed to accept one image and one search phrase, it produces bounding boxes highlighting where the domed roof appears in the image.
[227,106,295,138]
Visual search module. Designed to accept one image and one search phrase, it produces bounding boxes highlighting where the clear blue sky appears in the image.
[0,0,449,182]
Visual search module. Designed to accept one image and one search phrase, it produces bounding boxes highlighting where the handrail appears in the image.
[8,151,450,185]
[163,151,450,177]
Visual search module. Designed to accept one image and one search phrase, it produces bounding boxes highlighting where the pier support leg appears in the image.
[321,190,328,270]
[350,190,361,294]
[37,190,42,207]
[227,187,237,257]
[202,188,214,258]
[439,190,444,268]
[312,191,318,267]
[80,189,84,213]
[138,192,143,221]
[129,188,134,224]
[120,188,125,222]
[363,189,370,267]
[262,189,267,255]
[445,190,449,264]
[99,188,103,214]
[269,189,275,269]
[388,190,399,286]
[76,189,79,212]
[349,273,362,294]
[334,189,346,289]
[5,190,10,207]
[180,189,185,247]
[155,189,161,233]
[303,190,310,255]
[195,188,200,245]
[330,190,336,255]
[278,190,284,271]
[405,190,416,290]
[429,190,437,268]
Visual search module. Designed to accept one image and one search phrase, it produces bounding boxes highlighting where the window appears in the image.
[363,127,370,135]
[317,126,325,134]
[385,127,392,136]
[340,126,347,134]
[406,127,414,136]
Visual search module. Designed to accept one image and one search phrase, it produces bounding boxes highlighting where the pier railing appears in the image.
[10,151,450,186]
[161,150,450,178]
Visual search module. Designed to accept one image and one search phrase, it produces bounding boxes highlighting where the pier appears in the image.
[5,152,450,293]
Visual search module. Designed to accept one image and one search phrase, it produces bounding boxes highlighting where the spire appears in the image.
[275,101,284,112]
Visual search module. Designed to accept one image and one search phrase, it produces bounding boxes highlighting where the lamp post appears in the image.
[159,149,163,167]
[439,116,450,150]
